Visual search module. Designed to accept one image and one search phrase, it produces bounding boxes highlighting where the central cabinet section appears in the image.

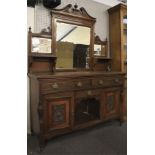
[74,90,101,126]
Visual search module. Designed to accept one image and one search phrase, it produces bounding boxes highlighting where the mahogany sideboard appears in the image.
[28,71,125,146]
[28,4,126,148]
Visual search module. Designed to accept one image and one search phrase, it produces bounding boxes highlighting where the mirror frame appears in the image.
[51,4,96,71]
[28,27,52,55]
[28,27,57,73]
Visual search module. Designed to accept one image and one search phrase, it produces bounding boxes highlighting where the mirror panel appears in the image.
[56,22,90,69]
[94,44,106,56]
[94,36,108,57]
[123,15,127,63]
[94,44,101,56]
[31,37,52,53]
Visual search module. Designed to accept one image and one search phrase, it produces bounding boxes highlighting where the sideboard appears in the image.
[28,71,125,146]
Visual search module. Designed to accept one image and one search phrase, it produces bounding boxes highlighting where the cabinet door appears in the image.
[47,98,71,130]
[104,88,121,119]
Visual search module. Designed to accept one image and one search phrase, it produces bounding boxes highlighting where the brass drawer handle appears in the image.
[87,90,92,95]
[99,80,103,85]
[77,81,82,87]
[114,79,119,83]
[51,83,59,89]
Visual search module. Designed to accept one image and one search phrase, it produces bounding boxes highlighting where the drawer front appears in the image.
[92,77,123,88]
[75,89,101,98]
[40,79,92,93]
[73,79,92,90]
[40,81,74,93]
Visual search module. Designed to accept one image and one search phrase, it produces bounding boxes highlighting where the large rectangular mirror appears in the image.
[56,22,90,69]
[51,4,96,71]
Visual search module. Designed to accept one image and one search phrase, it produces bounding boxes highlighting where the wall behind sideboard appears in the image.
[27,7,35,32]
[28,0,110,40]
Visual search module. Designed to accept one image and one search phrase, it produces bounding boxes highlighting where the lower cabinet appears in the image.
[41,88,121,133]
[44,93,74,131]
[29,72,125,147]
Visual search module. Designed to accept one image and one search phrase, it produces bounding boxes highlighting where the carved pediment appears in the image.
[95,35,107,45]
[51,4,96,21]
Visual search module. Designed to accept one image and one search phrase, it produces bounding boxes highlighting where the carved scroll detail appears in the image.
[51,4,96,20]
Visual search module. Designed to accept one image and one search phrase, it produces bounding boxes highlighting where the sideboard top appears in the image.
[28,71,125,79]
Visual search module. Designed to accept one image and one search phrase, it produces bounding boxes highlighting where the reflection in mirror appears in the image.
[56,22,90,69]
[123,15,127,30]
[32,37,52,53]
[123,15,127,24]
[123,15,127,63]
[94,44,101,56]
[94,44,106,56]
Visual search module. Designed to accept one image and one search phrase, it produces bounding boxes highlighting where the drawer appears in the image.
[75,89,101,98]
[40,80,75,93]
[73,79,92,90]
[92,77,123,88]
[40,79,92,93]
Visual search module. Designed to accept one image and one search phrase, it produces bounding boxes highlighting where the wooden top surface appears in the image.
[107,3,127,13]
[28,71,125,79]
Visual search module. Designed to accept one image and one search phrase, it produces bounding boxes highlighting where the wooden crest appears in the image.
[95,35,107,45]
[51,4,96,21]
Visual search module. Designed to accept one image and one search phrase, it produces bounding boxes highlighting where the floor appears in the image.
[27,120,127,155]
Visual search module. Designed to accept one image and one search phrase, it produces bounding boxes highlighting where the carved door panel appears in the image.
[104,88,121,118]
[47,98,71,130]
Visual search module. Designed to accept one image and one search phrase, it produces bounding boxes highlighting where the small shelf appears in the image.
[28,53,56,72]
[29,53,56,58]
[30,32,52,39]
[94,56,112,60]
[28,53,56,67]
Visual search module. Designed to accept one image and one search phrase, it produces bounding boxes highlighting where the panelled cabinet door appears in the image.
[47,99,71,130]
[104,89,121,118]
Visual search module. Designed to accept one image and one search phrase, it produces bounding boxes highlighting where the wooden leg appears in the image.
[119,119,123,126]
[118,116,124,126]
[37,135,46,153]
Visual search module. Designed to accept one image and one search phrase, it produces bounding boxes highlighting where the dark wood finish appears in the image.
[28,4,126,148]
[29,72,125,146]
[103,88,121,119]
[47,99,70,130]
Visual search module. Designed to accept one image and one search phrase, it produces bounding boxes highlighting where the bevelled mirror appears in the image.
[51,4,96,70]
[28,27,52,54]
[56,22,90,69]
[31,37,52,53]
